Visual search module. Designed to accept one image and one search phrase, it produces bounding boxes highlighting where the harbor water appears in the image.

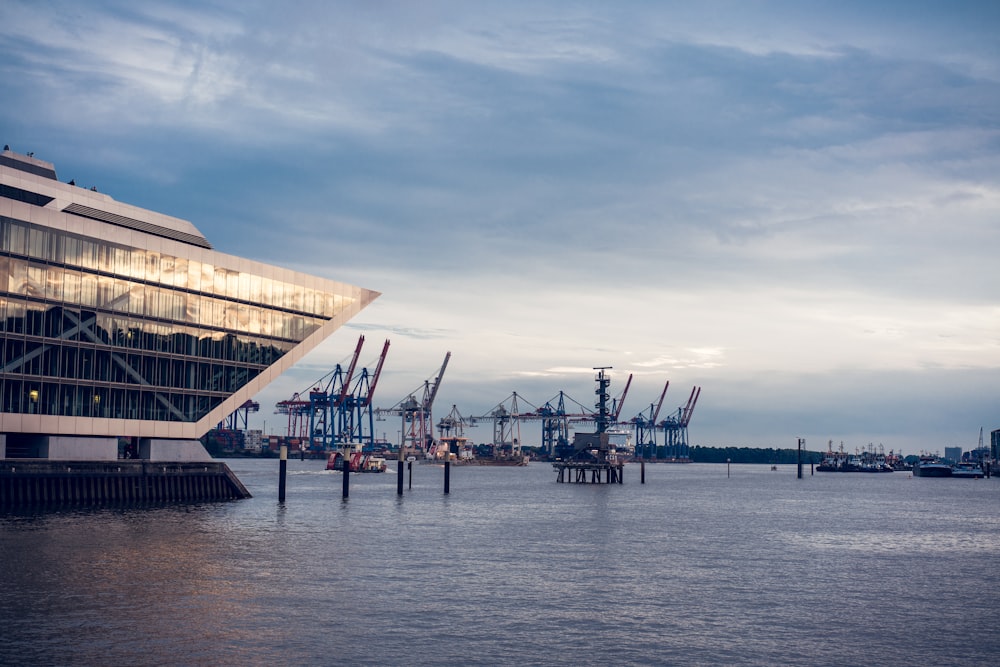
[2,460,999,666]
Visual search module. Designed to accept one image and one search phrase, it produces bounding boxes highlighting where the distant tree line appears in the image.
[690,446,823,464]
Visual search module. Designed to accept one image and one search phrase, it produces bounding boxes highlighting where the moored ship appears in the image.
[817,441,896,472]
[912,455,952,477]
[950,462,984,479]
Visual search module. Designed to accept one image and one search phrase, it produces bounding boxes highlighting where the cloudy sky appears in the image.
[2,1,998,453]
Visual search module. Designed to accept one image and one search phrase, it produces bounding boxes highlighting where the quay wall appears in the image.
[0,460,251,509]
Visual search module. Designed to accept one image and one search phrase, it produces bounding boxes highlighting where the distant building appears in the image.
[993,429,999,461]
[0,147,378,462]
[943,446,962,463]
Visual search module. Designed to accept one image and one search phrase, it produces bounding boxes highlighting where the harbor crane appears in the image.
[534,391,598,458]
[537,394,570,458]
[462,369,636,460]
[476,392,537,458]
[659,385,701,460]
[611,373,633,423]
[537,392,572,458]
[436,404,474,460]
[437,404,469,439]
[476,391,597,459]
[274,335,389,453]
[629,381,669,460]
[275,392,310,442]
[338,338,390,449]
[308,335,365,451]
[221,399,259,432]
[376,352,451,456]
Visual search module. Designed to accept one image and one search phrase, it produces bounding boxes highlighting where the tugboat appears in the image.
[325,448,387,473]
[912,455,952,477]
[860,446,894,472]
[817,441,851,472]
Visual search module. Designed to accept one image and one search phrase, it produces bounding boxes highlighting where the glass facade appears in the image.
[0,215,355,423]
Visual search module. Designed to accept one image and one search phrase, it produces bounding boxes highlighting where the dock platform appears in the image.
[1,460,251,509]
[553,461,624,484]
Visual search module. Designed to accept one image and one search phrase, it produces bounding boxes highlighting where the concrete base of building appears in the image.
[0,435,213,463]
[0,434,119,460]
[47,436,119,460]
[139,438,214,463]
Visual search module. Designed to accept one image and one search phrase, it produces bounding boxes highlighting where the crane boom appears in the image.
[612,373,633,421]
[680,386,701,427]
[362,339,391,407]
[336,335,365,404]
[652,380,670,423]
[425,351,451,409]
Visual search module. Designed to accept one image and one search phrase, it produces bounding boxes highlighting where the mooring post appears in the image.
[299,447,304,461]
[797,438,804,479]
[342,458,350,499]
[641,460,645,484]
[408,461,413,489]
[444,460,450,494]
[727,458,731,478]
[278,445,287,502]
[397,459,404,495]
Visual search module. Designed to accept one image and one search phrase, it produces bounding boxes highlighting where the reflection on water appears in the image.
[787,528,1000,555]
[2,461,998,666]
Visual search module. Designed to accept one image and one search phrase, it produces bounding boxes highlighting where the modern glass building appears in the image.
[0,147,379,461]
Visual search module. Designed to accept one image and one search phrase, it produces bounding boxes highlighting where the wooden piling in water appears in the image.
[797,438,804,479]
[278,445,287,502]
